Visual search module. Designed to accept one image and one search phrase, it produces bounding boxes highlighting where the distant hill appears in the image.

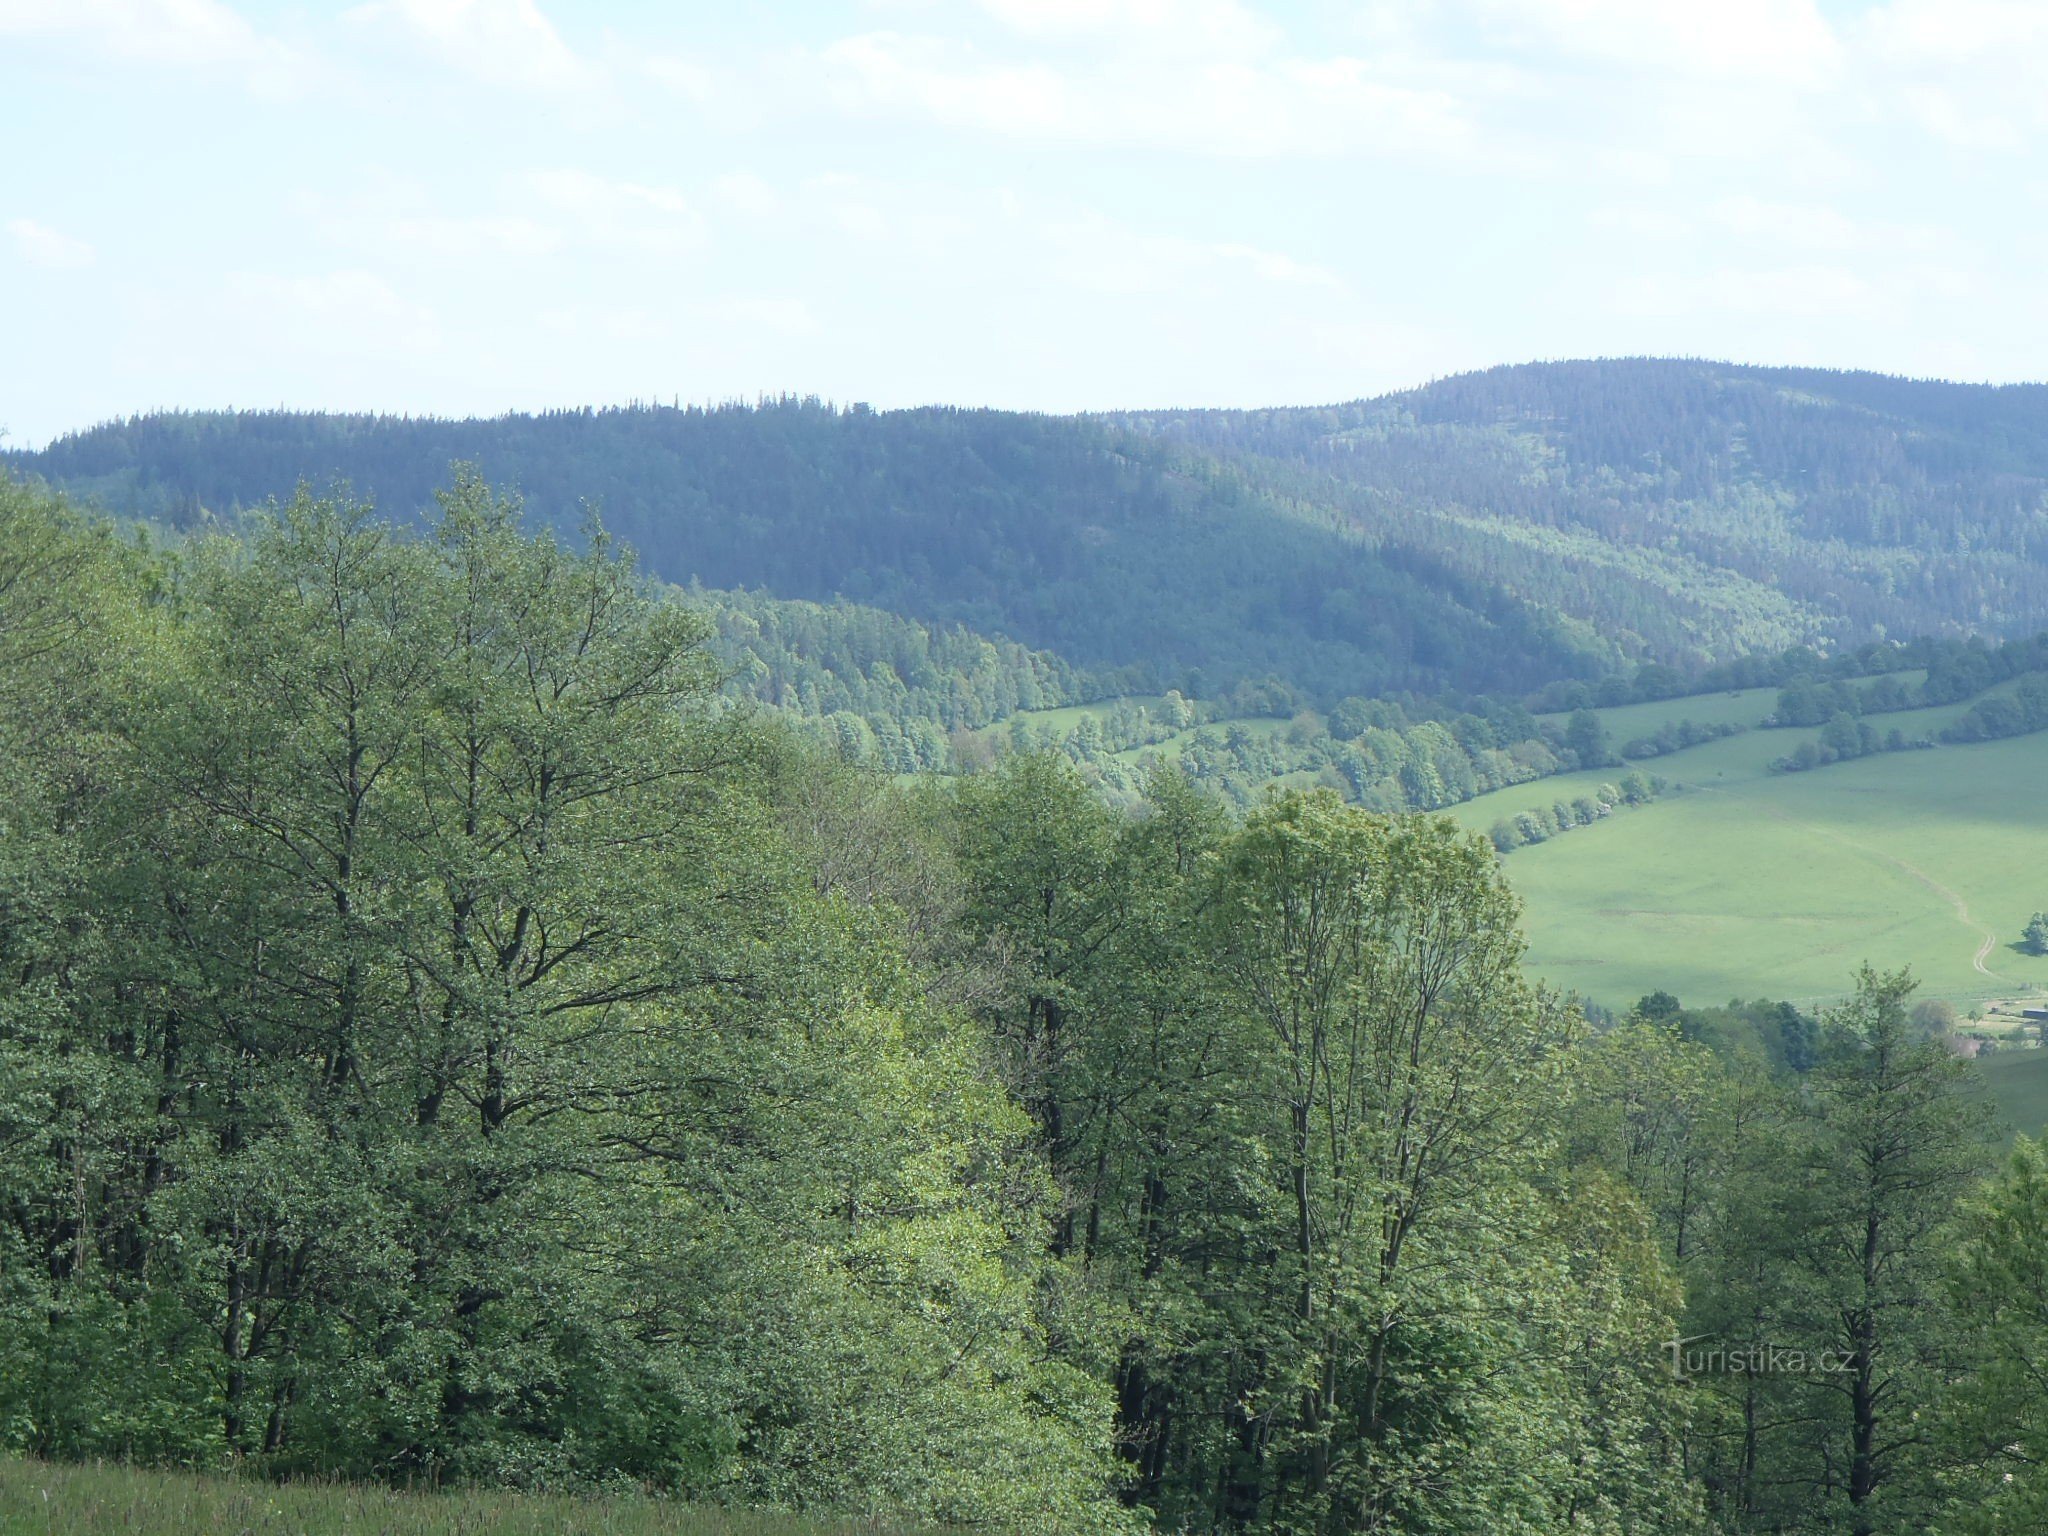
[1115,360,2048,661]
[12,360,2048,704]
[3,400,1611,702]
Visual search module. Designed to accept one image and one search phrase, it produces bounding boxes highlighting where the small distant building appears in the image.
[2023,1008,2048,1023]
[1948,1035,1985,1059]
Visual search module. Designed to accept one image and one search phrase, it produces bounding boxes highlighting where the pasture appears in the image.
[1975,1048,2048,1140]
[1458,688,2048,1012]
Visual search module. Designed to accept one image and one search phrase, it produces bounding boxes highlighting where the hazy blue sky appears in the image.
[4,0,2042,444]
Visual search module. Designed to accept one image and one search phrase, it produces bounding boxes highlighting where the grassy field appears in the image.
[1452,687,2048,1013]
[1110,716,1297,766]
[1003,696,1304,768]
[1004,694,1173,733]
[1975,1048,2048,1139]
[1534,685,1785,739]
[1009,679,2048,1018]
[1480,675,2006,831]
[0,1458,944,1536]
[1531,672,1931,740]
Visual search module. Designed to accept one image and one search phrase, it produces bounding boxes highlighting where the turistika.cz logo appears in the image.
[1664,1336,1855,1380]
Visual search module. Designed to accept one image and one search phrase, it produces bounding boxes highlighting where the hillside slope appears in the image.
[5,400,1609,702]
[1117,359,2048,658]
[13,360,2048,702]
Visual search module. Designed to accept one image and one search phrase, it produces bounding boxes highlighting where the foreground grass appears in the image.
[0,1458,944,1536]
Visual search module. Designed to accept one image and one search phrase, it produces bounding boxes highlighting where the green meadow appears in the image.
[1976,1048,2048,1139]
[1455,683,2048,1013]
[1532,684,1787,739]
[1003,695,1173,734]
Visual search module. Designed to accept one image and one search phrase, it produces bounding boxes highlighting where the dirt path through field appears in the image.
[1689,782,2012,984]
[1884,852,2005,978]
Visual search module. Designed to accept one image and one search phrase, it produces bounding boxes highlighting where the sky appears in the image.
[3,0,2045,445]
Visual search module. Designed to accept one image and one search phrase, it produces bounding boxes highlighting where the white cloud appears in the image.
[535,304,661,342]
[1037,211,1344,298]
[1471,0,1842,86]
[11,0,2048,440]
[712,296,820,338]
[634,48,782,131]
[382,213,562,259]
[825,195,889,240]
[742,170,1343,302]
[218,269,443,361]
[0,0,306,92]
[823,35,1067,136]
[970,0,1282,57]
[1713,197,1856,251]
[712,173,781,217]
[1860,0,2048,65]
[518,169,705,253]
[641,52,714,101]
[1857,0,2048,150]
[1894,85,2026,151]
[293,171,706,270]
[1212,242,1344,290]
[817,30,1479,160]
[235,268,420,321]
[1589,206,1693,240]
[1593,148,1675,188]
[0,0,260,62]
[529,293,819,357]
[524,169,689,218]
[344,0,588,92]
[1616,265,1874,319]
[1595,197,1953,259]
[8,217,95,270]
[804,0,2042,185]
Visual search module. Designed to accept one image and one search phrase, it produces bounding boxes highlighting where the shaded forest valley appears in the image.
[8,466,2048,1536]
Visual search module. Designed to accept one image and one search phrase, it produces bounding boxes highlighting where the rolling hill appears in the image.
[1116,359,2048,653]
[13,360,2048,708]
[0,399,1612,704]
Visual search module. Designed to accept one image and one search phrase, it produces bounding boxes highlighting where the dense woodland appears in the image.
[16,361,2048,716]
[696,586,1089,773]
[12,473,2048,1534]
[1117,360,2048,653]
[3,399,1611,704]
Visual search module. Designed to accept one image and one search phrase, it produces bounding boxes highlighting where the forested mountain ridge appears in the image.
[3,401,1614,703]
[1115,359,2048,654]
[12,358,2048,706]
